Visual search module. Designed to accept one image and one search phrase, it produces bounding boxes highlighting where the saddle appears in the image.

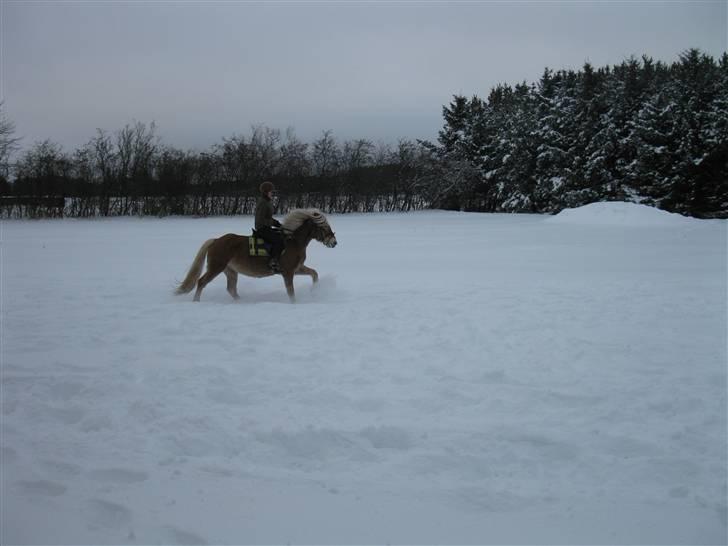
[248,230,271,257]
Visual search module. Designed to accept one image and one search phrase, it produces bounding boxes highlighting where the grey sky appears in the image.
[2,1,726,152]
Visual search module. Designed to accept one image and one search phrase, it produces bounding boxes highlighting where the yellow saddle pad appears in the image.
[248,236,270,257]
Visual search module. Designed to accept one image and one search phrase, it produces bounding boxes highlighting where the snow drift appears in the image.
[547,201,698,226]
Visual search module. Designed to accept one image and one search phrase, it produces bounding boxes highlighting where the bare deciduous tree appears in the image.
[0,102,21,183]
[311,130,340,178]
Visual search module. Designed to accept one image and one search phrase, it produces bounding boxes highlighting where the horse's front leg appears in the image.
[295,264,319,284]
[283,272,296,303]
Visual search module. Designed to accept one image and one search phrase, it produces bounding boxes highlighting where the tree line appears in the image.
[0,122,434,218]
[1,48,726,219]
[433,48,728,218]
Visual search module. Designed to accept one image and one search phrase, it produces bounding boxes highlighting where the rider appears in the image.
[255,181,285,272]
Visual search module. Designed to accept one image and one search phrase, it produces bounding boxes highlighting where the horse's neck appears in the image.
[288,222,314,248]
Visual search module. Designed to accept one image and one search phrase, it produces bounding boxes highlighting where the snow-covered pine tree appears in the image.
[615,57,671,199]
[547,70,595,212]
[581,64,627,202]
[439,95,470,155]
[627,88,680,206]
[475,85,518,210]
[700,52,728,217]
[687,51,728,217]
[533,70,579,211]
[433,96,484,210]
[497,82,540,212]
[668,49,725,215]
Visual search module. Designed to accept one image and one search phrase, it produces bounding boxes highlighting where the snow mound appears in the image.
[547,201,696,226]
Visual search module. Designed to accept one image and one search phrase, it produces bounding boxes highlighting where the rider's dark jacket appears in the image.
[255,195,282,231]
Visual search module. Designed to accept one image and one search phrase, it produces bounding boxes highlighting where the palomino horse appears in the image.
[175,209,337,302]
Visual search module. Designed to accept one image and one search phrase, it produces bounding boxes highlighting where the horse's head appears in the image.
[308,211,337,248]
[282,209,337,248]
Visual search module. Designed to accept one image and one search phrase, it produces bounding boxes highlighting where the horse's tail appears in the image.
[174,238,216,295]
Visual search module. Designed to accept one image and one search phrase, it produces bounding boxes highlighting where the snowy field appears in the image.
[1,204,726,545]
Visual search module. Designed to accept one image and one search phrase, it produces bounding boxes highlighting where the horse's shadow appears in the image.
[183,276,339,305]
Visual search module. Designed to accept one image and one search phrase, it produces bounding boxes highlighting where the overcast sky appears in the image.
[2,1,726,152]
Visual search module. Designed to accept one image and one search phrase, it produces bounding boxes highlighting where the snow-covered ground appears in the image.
[2,204,726,545]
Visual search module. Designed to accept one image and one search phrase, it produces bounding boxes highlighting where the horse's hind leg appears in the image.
[225,267,240,300]
[283,272,296,303]
[295,264,319,284]
[193,262,226,302]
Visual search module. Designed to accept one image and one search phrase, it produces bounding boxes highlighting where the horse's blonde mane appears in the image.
[282,209,329,235]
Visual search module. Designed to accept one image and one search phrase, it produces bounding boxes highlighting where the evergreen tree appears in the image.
[429,48,727,217]
[439,95,470,154]
[628,89,680,206]
[498,83,540,211]
[668,49,724,215]
[580,65,627,201]
[533,68,571,211]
